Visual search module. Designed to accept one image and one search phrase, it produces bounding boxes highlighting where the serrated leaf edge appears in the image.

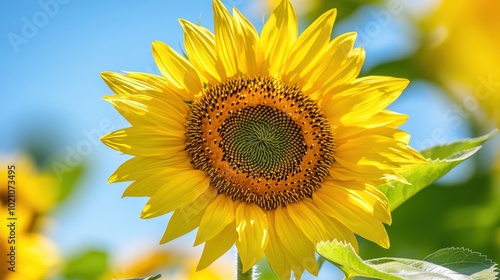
[426,146,482,162]
[420,129,498,156]
[423,247,499,278]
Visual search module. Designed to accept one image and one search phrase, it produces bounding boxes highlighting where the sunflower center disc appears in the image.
[219,105,307,179]
[186,76,335,210]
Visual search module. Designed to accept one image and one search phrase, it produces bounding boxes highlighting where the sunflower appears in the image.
[101,0,425,278]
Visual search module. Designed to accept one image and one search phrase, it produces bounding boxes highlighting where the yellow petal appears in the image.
[161,187,217,243]
[101,71,193,105]
[195,194,235,245]
[122,167,192,197]
[330,162,387,186]
[103,94,187,129]
[122,179,157,197]
[232,7,259,75]
[322,76,409,125]
[324,32,357,66]
[110,154,191,183]
[314,179,391,248]
[283,9,337,85]
[311,206,359,252]
[274,206,319,276]
[278,248,307,279]
[264,212,292,280]
[333,110,409,140]
[152,41,203,101]
[286,200,328,243]
[334,129,426,172]
[197,221,237,270]
[123,72,172,91]
[321,180,391,225]
[213,0,238,79]
[307,32,357,98]
[259,0,297,76]
[101,126,185,157]
[326,48,367,92]
[140,170,210,218]
[314,47,366,100]
[179,19,221,85]
[101,71,165,95]
[235,203,269,272]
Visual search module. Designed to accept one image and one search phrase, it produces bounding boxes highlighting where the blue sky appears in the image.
[0,0,486,278]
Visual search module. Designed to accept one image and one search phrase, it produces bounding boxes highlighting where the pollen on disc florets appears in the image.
[185,76,335,210]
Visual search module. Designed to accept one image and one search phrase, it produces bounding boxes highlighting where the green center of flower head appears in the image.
[219,105,307,179]
[186,76,335,210]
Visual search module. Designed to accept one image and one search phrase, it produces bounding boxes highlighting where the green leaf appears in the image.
[379,130,497,211]
[317,241,499,280]
[419,130,497,160]
[56,162,85,203]
[42,155,86,206]
[317,241,400,280]
[62,249,109,280]
[423,248,498,280]
[365,258,472,279]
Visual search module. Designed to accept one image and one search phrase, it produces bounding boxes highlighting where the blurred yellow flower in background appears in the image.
[421,0,500,128]
[103,250,232,280]
[0,155,60,280]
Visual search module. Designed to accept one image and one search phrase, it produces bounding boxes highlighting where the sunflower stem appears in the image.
[237,253,254,280]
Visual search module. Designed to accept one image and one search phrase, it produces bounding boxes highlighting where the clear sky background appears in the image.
[1,0,491,278]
